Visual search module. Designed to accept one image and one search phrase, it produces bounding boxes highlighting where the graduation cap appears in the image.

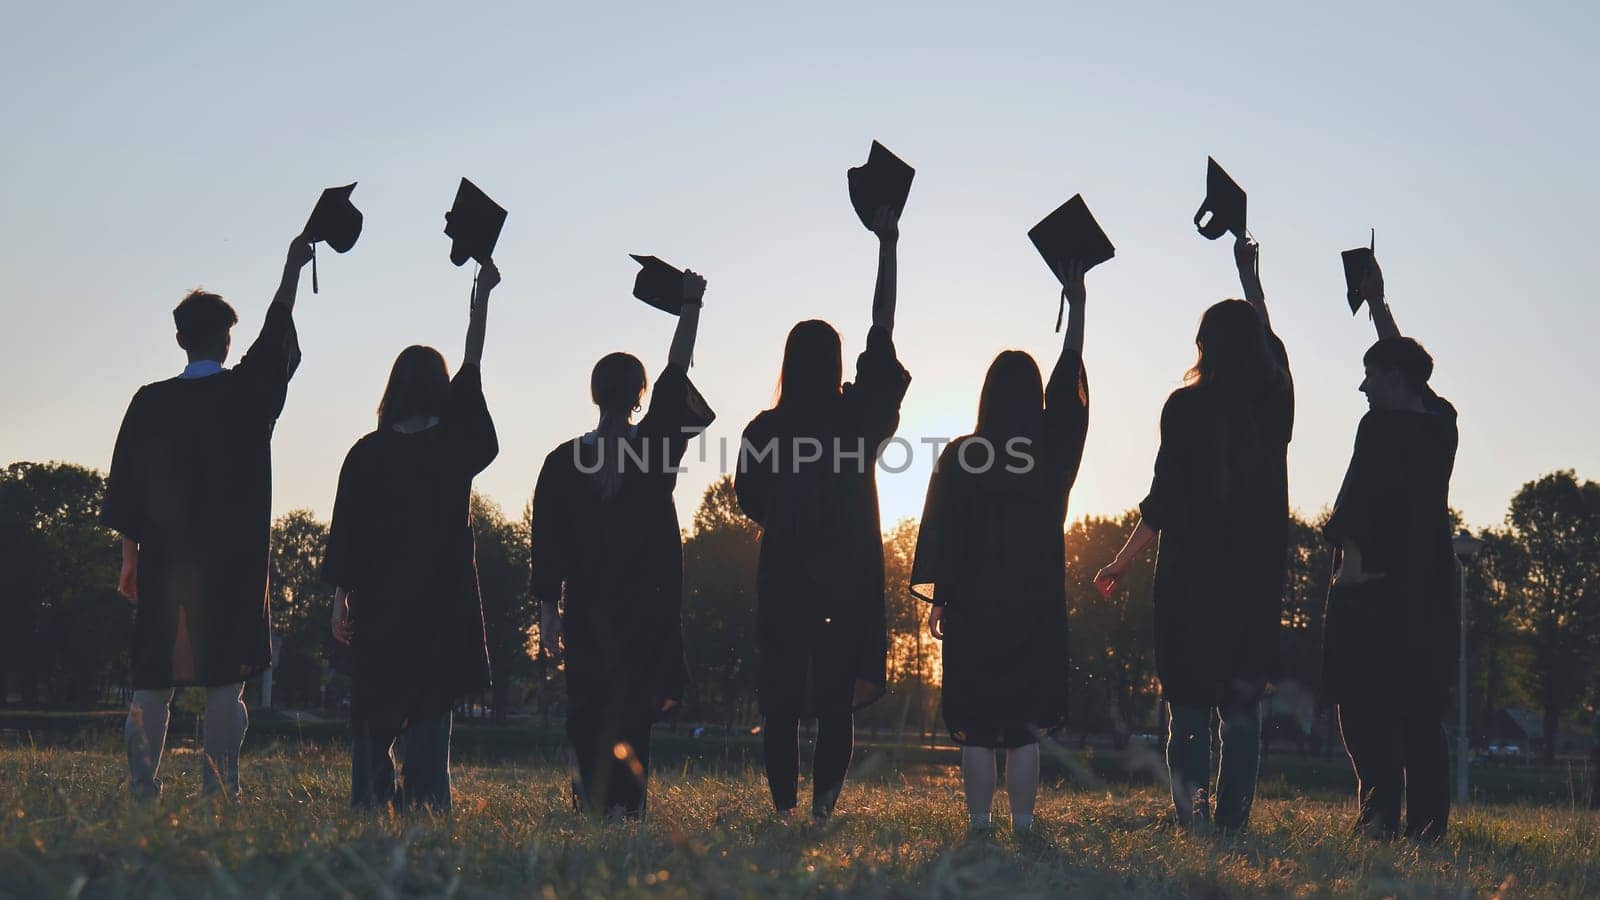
[1193,157,1247,240]
[300,183,363,294]
[444,178,507,267]
[629,254,690,314]
[1341,229,1377,314]
[846,140,915,231]
[1028,194,1115,330]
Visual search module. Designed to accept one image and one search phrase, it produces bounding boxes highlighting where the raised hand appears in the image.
[1055,259,1087,307]
[286,236,314,271]
[870,204,900,244]
[1233,234,1259,276]
[682,269,707,306]
[476,260,502,298]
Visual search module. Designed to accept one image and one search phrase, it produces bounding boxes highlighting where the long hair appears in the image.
[975,350,1044,440]
[772,319,842,419]
[1182,299,1286,494]
[377,345,450,430]
[589,352,648,501]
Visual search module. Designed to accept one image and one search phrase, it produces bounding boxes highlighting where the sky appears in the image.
[2,1,1597,534]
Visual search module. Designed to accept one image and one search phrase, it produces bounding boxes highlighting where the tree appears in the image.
[1274,510,1334,756]
[876,518,937,739]
[680,476,760,730]
[0,462,123,706]
[473,492,533,724]
[1467,528,1533,745]
[267,510,333,708]
[1063,511,1159,744]
[1503,471,1600,764]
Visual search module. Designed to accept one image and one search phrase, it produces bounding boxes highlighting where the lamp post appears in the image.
[1452,529,1486,805]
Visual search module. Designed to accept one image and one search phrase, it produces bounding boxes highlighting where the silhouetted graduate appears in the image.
[735,200,911,821]
[101,232,313,799]
[529,261,714,819]
[911,218,1097,832]
[1321,249,1459,841]
[322,261,502,814]
[1094,235,1292,831]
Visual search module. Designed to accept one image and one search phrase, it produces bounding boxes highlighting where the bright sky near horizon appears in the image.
[2,2,1596,534]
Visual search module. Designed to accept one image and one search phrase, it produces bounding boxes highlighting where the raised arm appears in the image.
[1233,235,1268,329]
[667,270,706,369]
[869,206,899,333]
[272,237,314,312]
[463,261,500,368]
[1360,257,1402,340]
[1055,260,1087,356]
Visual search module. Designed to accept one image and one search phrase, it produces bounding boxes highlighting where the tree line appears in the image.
[3,461,1596,764]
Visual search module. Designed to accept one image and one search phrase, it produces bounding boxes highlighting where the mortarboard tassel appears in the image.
[1055,286,1066,333]
[471,263,479,307]
[311,244,319,294]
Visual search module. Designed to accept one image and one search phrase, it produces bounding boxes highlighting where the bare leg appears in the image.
[201,682,247,798]
[961,747,997,829]
[126,688,175,799]
[1005,743,1041,832]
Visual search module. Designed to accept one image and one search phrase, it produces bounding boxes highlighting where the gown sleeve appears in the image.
[321,441,369,591]
[908,442,960,605]
[637,363,716,484]
[445,363,499,476]
[528,450,570,606]
[734,416,774,529]
[1041,347,1090,479]
[232,303,302,422]
[100,388,148,541]
[1265,326,1295,444]
[844,324,912,448]
[1138,392,1192,534]
[1322,412,1387,553]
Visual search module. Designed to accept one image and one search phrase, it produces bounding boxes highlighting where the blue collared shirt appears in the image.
[179,360,224,380]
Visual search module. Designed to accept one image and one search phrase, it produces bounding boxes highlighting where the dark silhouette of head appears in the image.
[591,352,648,422]
[976,350,1044,440]
[1361,337,1433,409]
[378,345,450,429]
[1185,299,1279,399]
[773,320,842,415]
[172,289,238,364]
[1183,299,1287,493]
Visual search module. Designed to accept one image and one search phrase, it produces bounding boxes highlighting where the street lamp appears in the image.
[1452,529,1486,805]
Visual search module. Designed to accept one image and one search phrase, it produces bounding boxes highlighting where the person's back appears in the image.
[1321,257,1460,842]
[324,269,502,815]
[102,237,311,800]
[528,271,713,819]
[1094,236,1288,831]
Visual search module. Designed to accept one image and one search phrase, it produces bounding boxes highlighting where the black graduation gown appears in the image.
[910,349,1088,747]
[321,364,498,722]
[735,325,911,718]
[101,304,300,689]
[1321,394,1459,709]
[529,365,714,724]
[1139,330,1293,707]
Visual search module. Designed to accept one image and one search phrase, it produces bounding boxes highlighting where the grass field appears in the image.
[2,741,1597,898]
